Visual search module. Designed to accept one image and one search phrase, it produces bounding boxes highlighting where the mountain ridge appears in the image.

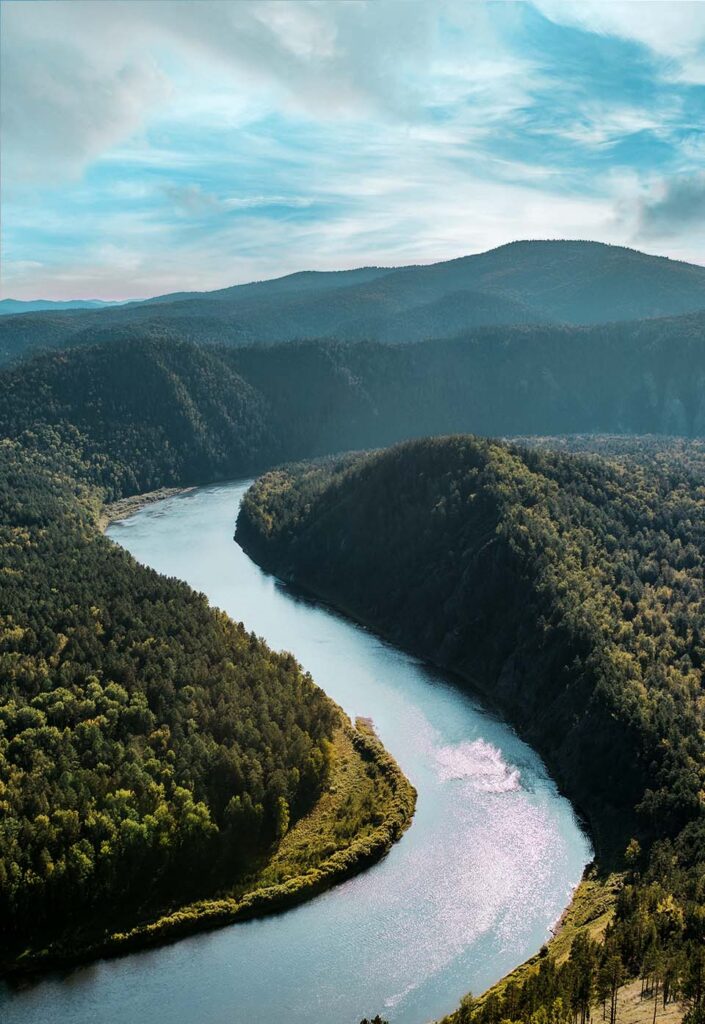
[2,239,703,367]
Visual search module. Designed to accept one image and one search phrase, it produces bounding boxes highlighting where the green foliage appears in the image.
[12,722,414,970]
[0,439,338,963]
[5,314,705,501]
[237,435,705,1024]
[0,341,276,499]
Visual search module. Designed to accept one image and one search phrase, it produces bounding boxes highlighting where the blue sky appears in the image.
[2,0,705,300]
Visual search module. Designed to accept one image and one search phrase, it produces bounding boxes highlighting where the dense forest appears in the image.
[0,341,277,498]
[0,436,344,964]
[3,311,705,503]
[1,240,703,366]
[237,436,705,1024]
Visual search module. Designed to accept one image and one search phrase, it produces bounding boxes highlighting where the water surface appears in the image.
[1,481,591,1024]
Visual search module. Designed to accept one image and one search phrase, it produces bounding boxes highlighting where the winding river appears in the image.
[1,481,591,1024]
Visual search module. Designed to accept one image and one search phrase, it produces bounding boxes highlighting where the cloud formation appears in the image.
[635,173,705,238]
[533,1,705,63]
[1,4,171,181]
[2,0,704,298]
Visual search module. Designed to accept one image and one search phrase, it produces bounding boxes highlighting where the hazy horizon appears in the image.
[3,236,705,306]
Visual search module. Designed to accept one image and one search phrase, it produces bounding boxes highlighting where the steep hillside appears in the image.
[0,367,416,973]
[0,440,339,965]
[237,436,705,1024]
[2,241,703,366]
[0,341,278,498]
[236,438,705,850]
[227,312,705,443]
[3,310,705,501]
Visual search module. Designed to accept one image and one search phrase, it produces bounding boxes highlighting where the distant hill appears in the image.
[2,240,703,366]
[0,298,126,316]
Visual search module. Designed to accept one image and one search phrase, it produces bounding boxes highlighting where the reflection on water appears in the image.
[0,481,591,1024]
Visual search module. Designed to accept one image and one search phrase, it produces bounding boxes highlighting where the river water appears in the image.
[1,481,591,1024]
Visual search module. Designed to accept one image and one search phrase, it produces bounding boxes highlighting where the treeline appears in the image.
[2,240,705,367]
[0,438,338,962]
[4,319,705,499]
[236,436,705,1024]
[228,316,705,441]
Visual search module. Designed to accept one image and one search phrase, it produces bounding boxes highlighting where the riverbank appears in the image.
[237,529,614,1019]
[4,719,415,979]
[466,875,682,1024]
[234,466,623,1020]
[444,871,621,1023]
[100,485,194,530]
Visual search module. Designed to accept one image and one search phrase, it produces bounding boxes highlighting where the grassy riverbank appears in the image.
[5,719,415,976]
[455,883,686,1024]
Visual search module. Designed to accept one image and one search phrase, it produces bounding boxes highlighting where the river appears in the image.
[0,480,591,1024]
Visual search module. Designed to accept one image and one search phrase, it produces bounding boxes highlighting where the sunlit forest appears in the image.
[3,323,705,1021]
[0,436,340,962]
[4,0,705,1020]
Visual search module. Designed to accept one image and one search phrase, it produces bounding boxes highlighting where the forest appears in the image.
[237,435,705,1024]
[3,325,705,1016]
[4,314,705,496]
[0,433,345,964]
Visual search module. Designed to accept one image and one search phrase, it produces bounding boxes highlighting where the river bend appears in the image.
[1,481,591,1024]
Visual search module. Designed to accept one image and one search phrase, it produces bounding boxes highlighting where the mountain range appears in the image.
[2,240,704,367]
[0,298,127,316]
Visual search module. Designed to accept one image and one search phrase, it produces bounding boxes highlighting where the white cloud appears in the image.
[532,1,705,80]
[556,100,682,149]
[162,184,316,217]
[1,3,171,181]
[1,0,537,183]
[634,173,705,238]
[2,142,626,300]
[3,0,704,299]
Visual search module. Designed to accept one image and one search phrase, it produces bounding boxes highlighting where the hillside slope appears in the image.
[3,312,705,498]
[0,440,339,965]
[237,436,705,1024]
[0,341,278,497]
[0,381,416,972]
[2,241,703,365]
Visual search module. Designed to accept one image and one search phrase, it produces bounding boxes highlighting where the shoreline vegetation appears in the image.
[0,453,416,982]
[4,717,416,978]
[236,507,615,1017]
[237,439,705,1024]
[101,479,593,1015]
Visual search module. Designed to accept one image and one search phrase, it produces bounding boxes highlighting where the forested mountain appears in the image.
[1,241,703,366]
[229,312,705,441]
[3,304,705,995]
[61,240,705,326]
[237,436,705,1024]
[3,309,705,495]
[0,341,276,498]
